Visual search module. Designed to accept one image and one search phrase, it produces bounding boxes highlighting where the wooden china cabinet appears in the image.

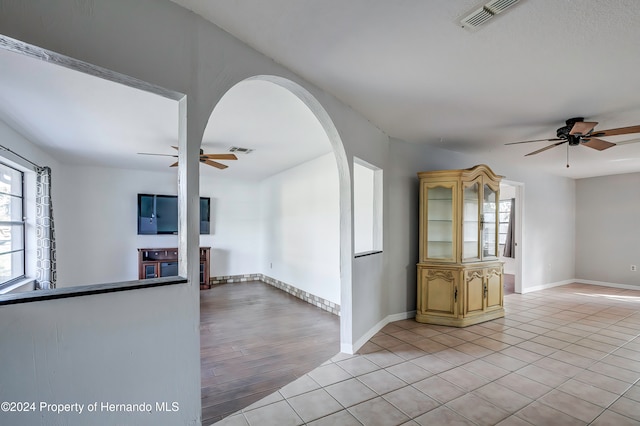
[416,164,505,327]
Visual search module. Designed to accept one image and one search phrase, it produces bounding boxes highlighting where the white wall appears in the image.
[259,153,340,304]
[52,155,382,296]
[0,121,59,172]
[576,172,640,287]
[353,161,375,253]
[55,166,174,286]
[201,176,261,277]
[54,164,260,286]
[55,146,338,307]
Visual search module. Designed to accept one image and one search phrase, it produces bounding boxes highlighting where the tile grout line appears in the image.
[217,285,640,425]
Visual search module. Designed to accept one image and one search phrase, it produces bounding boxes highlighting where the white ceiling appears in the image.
[2,1,640,180]
[0,47,178,170]
[171,0,640,179]
[202,79,332,181]
[0,47,330,181]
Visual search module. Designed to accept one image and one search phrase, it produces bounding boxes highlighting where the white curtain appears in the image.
[35,166,57,289]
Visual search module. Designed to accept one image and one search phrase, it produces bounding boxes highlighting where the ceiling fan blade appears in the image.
[200,153,238,160]
[137,152,178,157]
[524,141,567,156]
[505,138,562,146]
[172,160,229,168]
[591,125,640,137]
[569,121,597,136]
[203,159,228,169]
[581,138,616,151]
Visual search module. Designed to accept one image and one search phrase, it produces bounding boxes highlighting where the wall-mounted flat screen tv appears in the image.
[138,194,210,235]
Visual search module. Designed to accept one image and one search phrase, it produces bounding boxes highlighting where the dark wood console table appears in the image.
[138,247,211,289]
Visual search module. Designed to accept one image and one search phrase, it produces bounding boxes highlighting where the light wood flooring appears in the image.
[200,280,340,424]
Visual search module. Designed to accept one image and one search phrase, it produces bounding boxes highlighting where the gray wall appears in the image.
[0,0,389,421]
[576,172,640,287]
[0,1,582,423]
[0,285,197,426]
[384,137,577,320]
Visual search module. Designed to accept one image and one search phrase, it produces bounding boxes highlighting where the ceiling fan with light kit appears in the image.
[137,146,238,169]
[505,117,640,167]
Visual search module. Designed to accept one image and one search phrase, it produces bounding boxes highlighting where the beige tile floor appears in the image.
[214,283,640,425]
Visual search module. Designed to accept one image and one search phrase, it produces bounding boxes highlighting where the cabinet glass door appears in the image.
[427,185,453,259]
[144,264,157,279]
[483,184,497,258]
[462,183,479,260]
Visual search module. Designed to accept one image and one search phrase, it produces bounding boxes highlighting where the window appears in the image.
[498,199,512,255]
[0,162,25,286]
[353,158,382,255]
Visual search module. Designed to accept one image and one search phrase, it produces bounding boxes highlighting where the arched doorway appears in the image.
[199,75,352,422]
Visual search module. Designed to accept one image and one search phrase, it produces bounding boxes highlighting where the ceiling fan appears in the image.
[505,117,640,166]
[138,146,238,169]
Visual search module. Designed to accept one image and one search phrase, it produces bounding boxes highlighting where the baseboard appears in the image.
[340,342,355,354]
[575,279,640,291]
[523,278,640,294]
[209,273,262,285]
[259,274,340,316]
[351,310,416,354]
[522,279,575,294]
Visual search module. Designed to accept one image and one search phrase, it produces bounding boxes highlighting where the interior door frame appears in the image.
[501,179,524,294]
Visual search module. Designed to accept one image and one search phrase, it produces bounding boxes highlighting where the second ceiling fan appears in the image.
[138,146,238,169]
[505,117,640,157]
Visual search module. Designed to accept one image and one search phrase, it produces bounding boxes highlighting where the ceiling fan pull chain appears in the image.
[566,142,570,168]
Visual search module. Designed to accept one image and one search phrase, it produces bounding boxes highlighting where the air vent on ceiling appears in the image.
[229,146,254,154]
[460,0,522,30]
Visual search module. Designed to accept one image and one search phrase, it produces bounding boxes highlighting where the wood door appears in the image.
[142,262,158,279]
[463,268,485,317]
[485,266,503,311]
[418,268,457,318]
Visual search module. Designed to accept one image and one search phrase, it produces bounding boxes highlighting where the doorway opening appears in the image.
[500,180,524,294]
[199,75,351,422]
